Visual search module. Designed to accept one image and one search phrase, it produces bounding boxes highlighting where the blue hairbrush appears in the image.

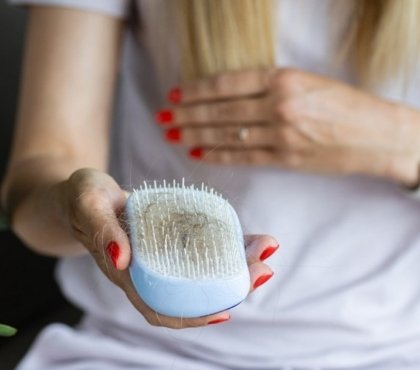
[126,180,250,318]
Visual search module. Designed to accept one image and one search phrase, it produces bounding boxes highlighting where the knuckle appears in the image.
[192,105,210,122]
[180,106,196,123]
[273,100,300,123]
[272,68,300,92]
[68,168,101,191]
[183,128,196,144]
[68,168,90,185]
[77,188,109,211]
[211,102,233,120]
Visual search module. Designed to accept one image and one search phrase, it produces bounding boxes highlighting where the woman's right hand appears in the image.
[60,168,278,329]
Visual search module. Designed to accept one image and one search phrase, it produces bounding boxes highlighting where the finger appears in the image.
[153,310,231,329]
[188,147,278,166]
[71,189,131,271]
[166,125,277,148]
[248,262,274,293]
[173,68,273,104]
[171,98,268,126]
[244,234,279,264]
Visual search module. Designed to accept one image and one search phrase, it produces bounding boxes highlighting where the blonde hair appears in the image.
[172,0,420,86]
[173,0,274,81]
[351,0,420,86]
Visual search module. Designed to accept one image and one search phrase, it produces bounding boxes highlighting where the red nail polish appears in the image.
[165,128,181,142]
[155,109,173,124]
[253,273,274,289]
[168,87,182,104]
[259,245,279,261]
[208,316,230,325]
[189,147,203,159]
[106,241,120,269]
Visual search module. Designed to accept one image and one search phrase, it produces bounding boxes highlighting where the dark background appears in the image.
[0,3,81,369]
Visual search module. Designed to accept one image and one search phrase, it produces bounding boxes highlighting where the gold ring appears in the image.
[238,127,249,142]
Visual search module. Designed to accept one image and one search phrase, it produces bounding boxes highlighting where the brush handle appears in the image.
[129,260,250,317]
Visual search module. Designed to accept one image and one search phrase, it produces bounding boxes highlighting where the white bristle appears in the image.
[127,180,243,279]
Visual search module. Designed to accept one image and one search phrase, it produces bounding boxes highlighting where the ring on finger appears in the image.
[238,127,250,142]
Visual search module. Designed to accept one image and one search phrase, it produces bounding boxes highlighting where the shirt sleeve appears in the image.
[8,0,131,19]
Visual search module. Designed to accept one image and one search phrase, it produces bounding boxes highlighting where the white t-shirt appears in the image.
[10,1,420,369]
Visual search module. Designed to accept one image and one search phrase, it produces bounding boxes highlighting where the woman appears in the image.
[2,0,420,369]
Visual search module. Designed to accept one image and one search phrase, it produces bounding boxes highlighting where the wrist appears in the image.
[1,165,86,256]
[384,103,420,187]
[393,103,420,153]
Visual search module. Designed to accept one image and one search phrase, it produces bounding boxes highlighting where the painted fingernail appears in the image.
[253,273,274,289]
[189,147,203,159]
[106,241,120,269]
[259,245,279,261]
[155,109,173,124]
[208,316,230,325]
[168,87,182,104]
[165,128,181,142]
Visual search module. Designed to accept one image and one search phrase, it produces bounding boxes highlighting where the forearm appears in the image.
[1,156,87,257]
[0,7,123,256]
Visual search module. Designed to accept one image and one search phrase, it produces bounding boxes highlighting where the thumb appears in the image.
[82,188,132,271]
[102,189,131,271]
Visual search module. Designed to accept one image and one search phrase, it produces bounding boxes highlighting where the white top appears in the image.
[10,0,420,369]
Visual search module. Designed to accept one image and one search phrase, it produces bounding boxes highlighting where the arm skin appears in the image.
[0,6,123,256]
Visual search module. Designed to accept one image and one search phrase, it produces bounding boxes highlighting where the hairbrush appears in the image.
[126,179,250,318]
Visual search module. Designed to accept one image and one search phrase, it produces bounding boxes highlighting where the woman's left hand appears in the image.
[156,68,420,186]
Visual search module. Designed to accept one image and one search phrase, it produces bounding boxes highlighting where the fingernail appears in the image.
[208,316,230,325]
[259,245,279,261]
[189,147,203,159]
[165,128,181,142]
[253,273,274,289]
[155,109,173,124]
[106,241,120,269]
[168,87,182,104]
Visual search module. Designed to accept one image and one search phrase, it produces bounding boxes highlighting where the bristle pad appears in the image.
[128,182,244,279]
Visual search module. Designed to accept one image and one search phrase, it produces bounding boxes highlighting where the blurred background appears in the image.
[0,3,81,369]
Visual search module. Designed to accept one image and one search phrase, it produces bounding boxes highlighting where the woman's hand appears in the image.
[157,68,420,186]
[60,168,278,329]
